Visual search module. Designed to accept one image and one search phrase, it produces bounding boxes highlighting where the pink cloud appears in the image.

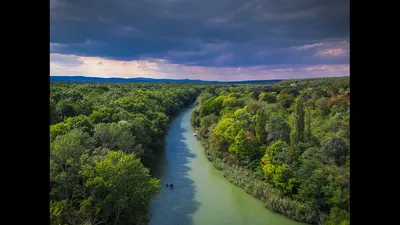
[291,40,349,58]
[305,64,349,72]
[271,68,295,72]
[50,53,349,81]
[316,48,349,57]
[293,43,324,51]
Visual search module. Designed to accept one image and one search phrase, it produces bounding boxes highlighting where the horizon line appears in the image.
[50,75,349,82]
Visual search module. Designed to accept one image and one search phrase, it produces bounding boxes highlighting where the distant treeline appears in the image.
[49,76,283,84]
[191,76,350,225]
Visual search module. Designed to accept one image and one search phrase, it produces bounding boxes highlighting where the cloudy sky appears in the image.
[50,0,349,81]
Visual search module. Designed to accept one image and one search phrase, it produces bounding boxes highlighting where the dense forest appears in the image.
[50,77,350,225]
[50,83,204,225]
[191,76,350,225]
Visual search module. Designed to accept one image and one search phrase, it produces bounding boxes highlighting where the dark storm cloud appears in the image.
[50,0,349,66]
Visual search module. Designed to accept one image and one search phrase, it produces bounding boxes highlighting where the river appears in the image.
[148,104,305,225]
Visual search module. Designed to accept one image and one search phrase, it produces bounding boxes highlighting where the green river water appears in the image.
[148,104,306,225]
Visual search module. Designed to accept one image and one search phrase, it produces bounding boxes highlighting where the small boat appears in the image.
[193,133,197,136]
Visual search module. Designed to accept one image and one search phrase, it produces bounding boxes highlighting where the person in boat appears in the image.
[170,184,174,188]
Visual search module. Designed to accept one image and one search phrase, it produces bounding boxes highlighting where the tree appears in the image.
[315,97,330,116]
[80,151,160,225]
[255,109,268,143]
[222,96,238,108]
[265,140,291,165]
[210,117,236,153]
[258,92,277,103]
[300,147,332,166]
[65,115,94,135]
[265,114,291,144]
[50,122,69,142]
[304,107,312,140]
[50,98,60,124]
[57,99,76,120]
[324,207,350,225]
[229,130,259,169]
[50,130,94,224]
[277,93,294,108]
[260,141,295,194]
[50,200,67,225]
[130,114,152,151]
[93,122,142,156]
[89,107,115,124]
[233,107,255,133]
[200,96,223,116]
[190,108,200,127]
[199,113,219,138]
[271,164,296,195]
[290,97,305,147]
[246,100,265,115]
[321,136,349,166]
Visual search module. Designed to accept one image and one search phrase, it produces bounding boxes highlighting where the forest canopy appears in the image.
[50,83,205,225]
[50,77,349,225]
[191,76,350,225]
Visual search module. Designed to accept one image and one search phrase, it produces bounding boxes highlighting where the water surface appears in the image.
[148,104,305,225]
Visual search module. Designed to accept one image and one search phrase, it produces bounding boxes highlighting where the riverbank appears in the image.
[192,129,319,224]
[149,105,307,225]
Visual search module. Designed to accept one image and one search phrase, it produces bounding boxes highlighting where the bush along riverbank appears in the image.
[190,78,350,225]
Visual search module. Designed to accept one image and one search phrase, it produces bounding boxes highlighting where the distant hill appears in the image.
[50,76,283,84]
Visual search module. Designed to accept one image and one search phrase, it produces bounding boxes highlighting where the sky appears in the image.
[50,0,349,81]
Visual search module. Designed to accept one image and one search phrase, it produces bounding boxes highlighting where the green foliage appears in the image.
[50,122,69,142]
[210,117,236,153]
[65,115,94,135]
[229,130,259,168]
[51,78,350,224]
[321,136,349,166]
[93,122,143,156]
[277,92,294,108]
[290,97,305,147]
[80,151,160,225]
[324,207,350,225]
[258,92,277,103]
[89,107,116,124]
[50,98,61,124]
[265,140,291,165]
[265,113,291,144]
[255,109,268,143]
[50,82,205,225]
[199,113,219,138]
[190,108,200,127]
[192,77,349,224]
[200,96,223,117]
[50,200,67,225]
[233,107,255,132]
[315,97,330,116]
[304,107,312,140]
